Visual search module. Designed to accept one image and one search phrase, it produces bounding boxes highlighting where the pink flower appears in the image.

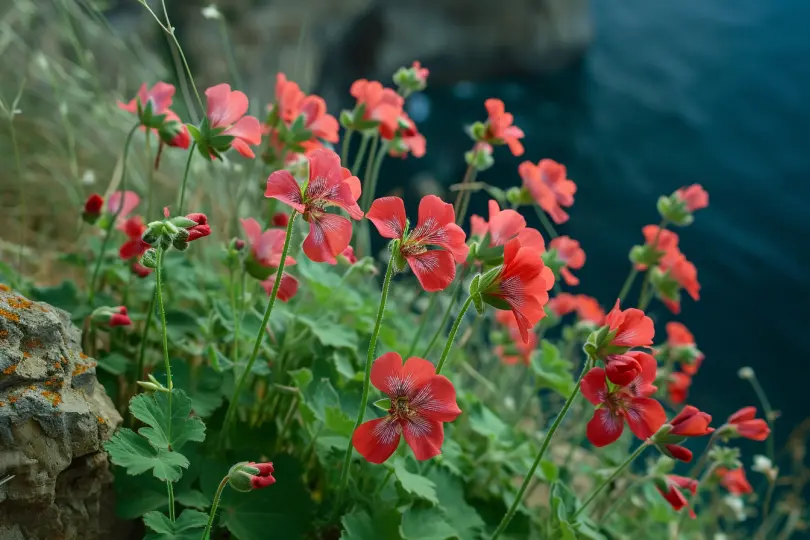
[109,306,132,327]
[469,200,528,248]
[205,84,262,158]
[265,149,363,264]
[549,235,585,286]
[482,99,524,156]
[518,159,577,224]
[240,218,298,302]
[676,184,709,212]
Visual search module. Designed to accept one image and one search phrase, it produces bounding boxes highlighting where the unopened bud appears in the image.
[140,249,158,269]
[737,367,754,380]
[227,461,276,492]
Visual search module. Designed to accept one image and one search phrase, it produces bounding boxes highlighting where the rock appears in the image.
[0,286,122,540]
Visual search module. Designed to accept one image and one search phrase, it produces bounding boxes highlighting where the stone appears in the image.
[0,287,122,540]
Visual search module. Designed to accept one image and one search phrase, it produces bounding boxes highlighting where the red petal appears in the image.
[625,351,658,396]
[401,357,440,392]
[410,375,461,422]
[370,352,406,395]
[516,228,546,252]
[367,197,407,239]
[587,408,624,447]
[560,267,580,286]
[260,273,299,302]
[604,354,642,386]
[352,417,401,464]
[581,367,608,406]
[412,195,468,262]
[665,444,693,463]
[265,170,305,213]
[407,250,456,292]
[224,115,262,145]
[240,218,262,248]
[303,213,353,264]
[403,416,444,461]
[107,190,140,220]
[728,406,757,424]
[205,84,248,128]
[626,397,667,441]
[488,202,525,247]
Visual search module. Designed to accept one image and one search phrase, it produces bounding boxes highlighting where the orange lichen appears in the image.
[3,364,17,375]
[79,352,89,360]
[97,416,105,424]
[22,352,31,359]
[27,385,36,391]
[41,391,62,407]
[0,401,4,407]
[0,284,9,291]
[72,361,97,377]
[0,329,8,339]
[6,296,33,310]
[0,308,19,322]
[9,396,18,404]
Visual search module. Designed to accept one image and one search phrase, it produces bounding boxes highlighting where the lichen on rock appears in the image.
[0,287,122,540]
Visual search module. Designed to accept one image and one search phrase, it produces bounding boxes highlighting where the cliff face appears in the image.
[114,0,592,99]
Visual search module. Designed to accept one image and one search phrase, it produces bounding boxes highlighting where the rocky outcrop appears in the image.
[0,286,122,540]
[109,0,591,102]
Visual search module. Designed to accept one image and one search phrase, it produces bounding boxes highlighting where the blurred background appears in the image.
[1,0,809,457]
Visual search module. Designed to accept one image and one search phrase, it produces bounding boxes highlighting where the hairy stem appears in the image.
[201,475,229,539]
[435,295,474,374]
[573,442,650,519]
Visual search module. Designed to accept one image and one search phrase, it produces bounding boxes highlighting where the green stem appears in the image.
[201,475,229,540]
[761,476,776,521]
[452,162,477,225]
[351,134,371,177]
[637,270,653,310]
[275,394,299,453]
[361,135,380,205]
[374,468,395,497]
[341,128,354,165]
[423,269,469,359]
[601,476,644,520]
[434,295,474,374]
[364,140,389,211]
[573,442,650,519]
[229,266,241,364]
[167,480,176,522]
[533,205,559,240]
[338,253,395,495]
[8,117,24,283]
[687,431,718,478]
[145,129,154,219]
[155,247,174,450]
[617,267,639,304]
[217,18,243,90]
[222,212,298,438]
[177,142,197,215]
[88,124,139,305]
[135,287,156,382]
[406,293,438,358]
[747,373,775,461]
[490,360,590,540]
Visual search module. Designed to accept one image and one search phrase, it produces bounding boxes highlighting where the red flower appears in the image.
[548,293,578,318]
[84,194,104,216]
[494,311,537,365]
[273,74,339,146]
[240,218,298,302]
[411,61,429,85]
[676,184,709,212]
[367,195,468,292]
[604,300,655,349]
[668,372,692,404]
[350,79,404,139]
[205,84,262,158]
[118,216,150,261]
[642,225,680,255]
[549,235,585,286]
[716,467,753,495]
[265,149,363,263]
[666,322,704,376]
[160,110,191,149]
[581,358,666,447]
[483,99,524,156]
[667,322,694,347]
[119,82,174,117]
[184,213,211,242]
[339,246,358,265]
[667,405,714,437]
[352,353,461,463]
[604,350,655,387]
[107,190,140,223]
[727,407,771,441]
[657,475,698,517]
[388,114,426,159]
[480,237,555,343]
[575,295,606,325]
[271,212,290,228]
[109,306,132,327]
[518,159,576,225]
[660,250,700,302]
[469,200,527,247]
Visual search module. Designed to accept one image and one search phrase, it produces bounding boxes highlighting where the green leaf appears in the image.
[30,280,79,314]
[206,344,233,372]
[162,309,201,343]
[469,403,509,440]
[374,398,392,410]
[289,368,313,392]
[175,488,210,510]
[143,509,208,540]
[105,429,189,482]
[393,458,438,504]
[540,460,560,483]
[113,467,168,519]
[98,352,130,376]
[219,454,313,540]
[341,508,403,540]
[333,352,358,380]
[169,362,224,418]
[427,468,485,540]
[306,377,340,422]
[530,341,575,397]
[130,389,206,451]
[297,315,359,349]
[324,406,354,437]
[400,506,456,540]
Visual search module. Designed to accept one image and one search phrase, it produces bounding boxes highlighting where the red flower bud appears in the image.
[249,462,276,489]
[109,306,132,327]
[234,239,246,250]
[664,443,693,463]
[726,406,771,441]
[84,194,104,215]
[227,461,276,492]
[604,354,642,386]
[668,405,714,437]
[185,213,211,242]
[271,212,289,228]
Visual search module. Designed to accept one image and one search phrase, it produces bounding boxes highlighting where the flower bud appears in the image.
[91,306,132,327]
[393,61,429,95]
[657,194,693,227]
[228,461,276,492]
[142,222,163,245]
[271,212,289,228]
[140,249,158,269]
[82,194,104,224]
[737,367,754,380]
[464,141,494,172]
[233,238,246,251]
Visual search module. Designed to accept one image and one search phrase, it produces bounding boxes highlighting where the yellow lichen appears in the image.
[3,364,17,375]
[72,361,97,377]
[41,391,62,407]
[0,308,19,322]
[79,352,89,360]
[6,296,32,310]
[0,284,9,292]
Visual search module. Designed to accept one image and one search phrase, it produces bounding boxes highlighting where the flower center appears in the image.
[390,396,417,420]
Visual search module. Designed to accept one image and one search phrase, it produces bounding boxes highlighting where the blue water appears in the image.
[387,0,810,446]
